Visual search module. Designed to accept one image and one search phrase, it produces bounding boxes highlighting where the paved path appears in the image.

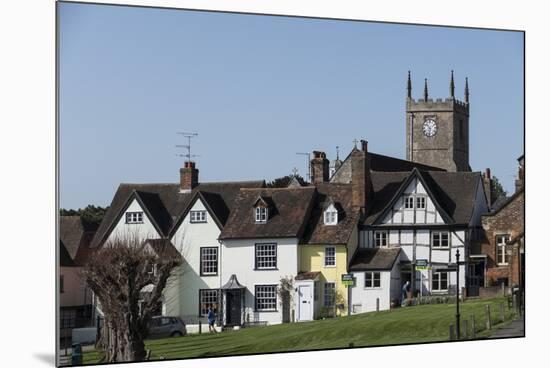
[490,317,524,338]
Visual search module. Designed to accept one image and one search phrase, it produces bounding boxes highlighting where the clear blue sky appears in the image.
[59,2,524,209]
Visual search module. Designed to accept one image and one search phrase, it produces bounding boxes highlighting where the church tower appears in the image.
[405,71,471,172]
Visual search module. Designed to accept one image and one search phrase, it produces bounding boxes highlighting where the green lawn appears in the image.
[83,297,517,364]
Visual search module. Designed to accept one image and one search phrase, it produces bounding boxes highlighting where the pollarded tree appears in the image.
[82,234,182,362]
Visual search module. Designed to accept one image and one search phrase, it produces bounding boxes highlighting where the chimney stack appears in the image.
[180,161,199,193]
[310,151,329,184]
[351,140,373,210]
[482,168,493,207]
[515,155,524,192]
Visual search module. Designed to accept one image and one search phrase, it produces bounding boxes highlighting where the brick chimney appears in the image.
[180,161,199,193]
[515,155,524,192]
[482,168,493,207]
[310,151,329,184]
[351,140,373,210]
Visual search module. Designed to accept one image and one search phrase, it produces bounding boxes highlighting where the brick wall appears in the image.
[480,190,524,286]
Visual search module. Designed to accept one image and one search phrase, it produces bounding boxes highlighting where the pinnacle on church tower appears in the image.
[450,70,455,98]
[464,77,470,103]
[423,78,429,101]
[407,70,412,99]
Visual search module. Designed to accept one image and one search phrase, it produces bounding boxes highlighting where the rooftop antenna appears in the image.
[176,132,199,163]
[336,145,340,160]
[296,152,311,182]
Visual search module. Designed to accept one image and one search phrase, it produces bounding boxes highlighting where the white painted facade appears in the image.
[221,237,299,325]
[166,198,223,323]
[350,260,401,314]
[105,198,161,243]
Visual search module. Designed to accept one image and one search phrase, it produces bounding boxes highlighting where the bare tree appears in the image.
[82,234,182,362]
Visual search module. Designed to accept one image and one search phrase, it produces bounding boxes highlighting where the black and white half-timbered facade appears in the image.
[357,168,488,299]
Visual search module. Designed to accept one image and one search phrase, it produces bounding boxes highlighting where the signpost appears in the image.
[341,274,354,286]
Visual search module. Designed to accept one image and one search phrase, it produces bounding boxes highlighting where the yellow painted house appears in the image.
[296,182,359,321]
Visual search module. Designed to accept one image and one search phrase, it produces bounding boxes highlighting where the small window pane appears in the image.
[200,247,218,275]
[323,282,335,307]
[199,290,219,316]
[255,244,277,269]
[325,247,336,266]
[255,285,277,311]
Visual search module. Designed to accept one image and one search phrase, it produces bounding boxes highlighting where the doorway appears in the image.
[225,290,242,326]
[298,284,313,321]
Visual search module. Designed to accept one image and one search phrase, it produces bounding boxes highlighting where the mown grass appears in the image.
[83,297,518,365]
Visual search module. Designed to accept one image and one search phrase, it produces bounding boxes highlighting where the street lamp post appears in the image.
[455,249,461,339]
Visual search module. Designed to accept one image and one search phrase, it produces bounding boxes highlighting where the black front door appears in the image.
[226,290,241,326]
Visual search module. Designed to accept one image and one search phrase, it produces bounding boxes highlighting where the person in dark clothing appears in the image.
[401,281,411,305]
[207,305,217,333]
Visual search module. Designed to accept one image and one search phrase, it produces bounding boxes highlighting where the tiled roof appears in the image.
[60,216,98,266]
[91,180,265,248]
[295,271,321,281]
[363,170,482,225]
[349,247,402,271]
[219,187,316,240]
[301,182,359,245]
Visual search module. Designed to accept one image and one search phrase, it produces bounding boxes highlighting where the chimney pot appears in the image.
[310,151,329,184]
[361,140,368,152]
[485,168,491,179]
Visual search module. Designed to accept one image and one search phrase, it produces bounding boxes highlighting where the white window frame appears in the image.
[323,282,336,308]
[255,243,277,270]
[324,246,336,267]
[374,231,388,248]
[199,289,219,317]
[416,196,426,209]
[496,234,511,266]
[190,210,207,223]
[364,272,381,289]
[324,210,338,225]
[200,247,218,275]
[125,211,143,224]
[431,231,450,248]
[255,207,268,223]
[431,271,448,292]
[404,195,414,209]
[255,285,277,311]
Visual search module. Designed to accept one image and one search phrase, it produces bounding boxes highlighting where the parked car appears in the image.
[147,316,187,339]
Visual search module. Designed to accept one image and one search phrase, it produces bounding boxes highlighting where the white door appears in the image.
[298,285,313,321]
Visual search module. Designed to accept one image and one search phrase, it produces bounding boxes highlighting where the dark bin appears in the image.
[71,343,83,365]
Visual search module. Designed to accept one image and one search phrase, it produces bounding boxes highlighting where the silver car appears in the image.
[147,316,187,338]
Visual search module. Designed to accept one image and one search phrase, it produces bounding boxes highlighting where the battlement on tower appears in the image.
[406,97,469,114]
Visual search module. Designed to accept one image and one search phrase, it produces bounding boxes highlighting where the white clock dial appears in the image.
[422,119,437,137]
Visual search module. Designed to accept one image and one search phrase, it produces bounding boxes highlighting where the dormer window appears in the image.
[323,202,338,225]
[254,196,270,223]
[255,207,268,223]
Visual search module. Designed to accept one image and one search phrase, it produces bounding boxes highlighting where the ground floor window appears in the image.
[323,282,336,307]
[432,271,448,291]
[199,289,219,316]
[365,272,381,288]
[255,285,277,311]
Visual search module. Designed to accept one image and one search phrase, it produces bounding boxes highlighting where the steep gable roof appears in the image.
[219,187,316,240]
[60,216,98,266]
[301,182,360,245]
[91,180,265,248]
[364,169,482,226]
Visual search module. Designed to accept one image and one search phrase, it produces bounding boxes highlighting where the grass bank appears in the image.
[83,297,518,364]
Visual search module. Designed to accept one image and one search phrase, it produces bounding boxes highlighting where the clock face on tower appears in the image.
[422,118,437,137]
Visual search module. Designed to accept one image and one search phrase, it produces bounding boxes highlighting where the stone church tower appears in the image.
[405,71,471,172]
